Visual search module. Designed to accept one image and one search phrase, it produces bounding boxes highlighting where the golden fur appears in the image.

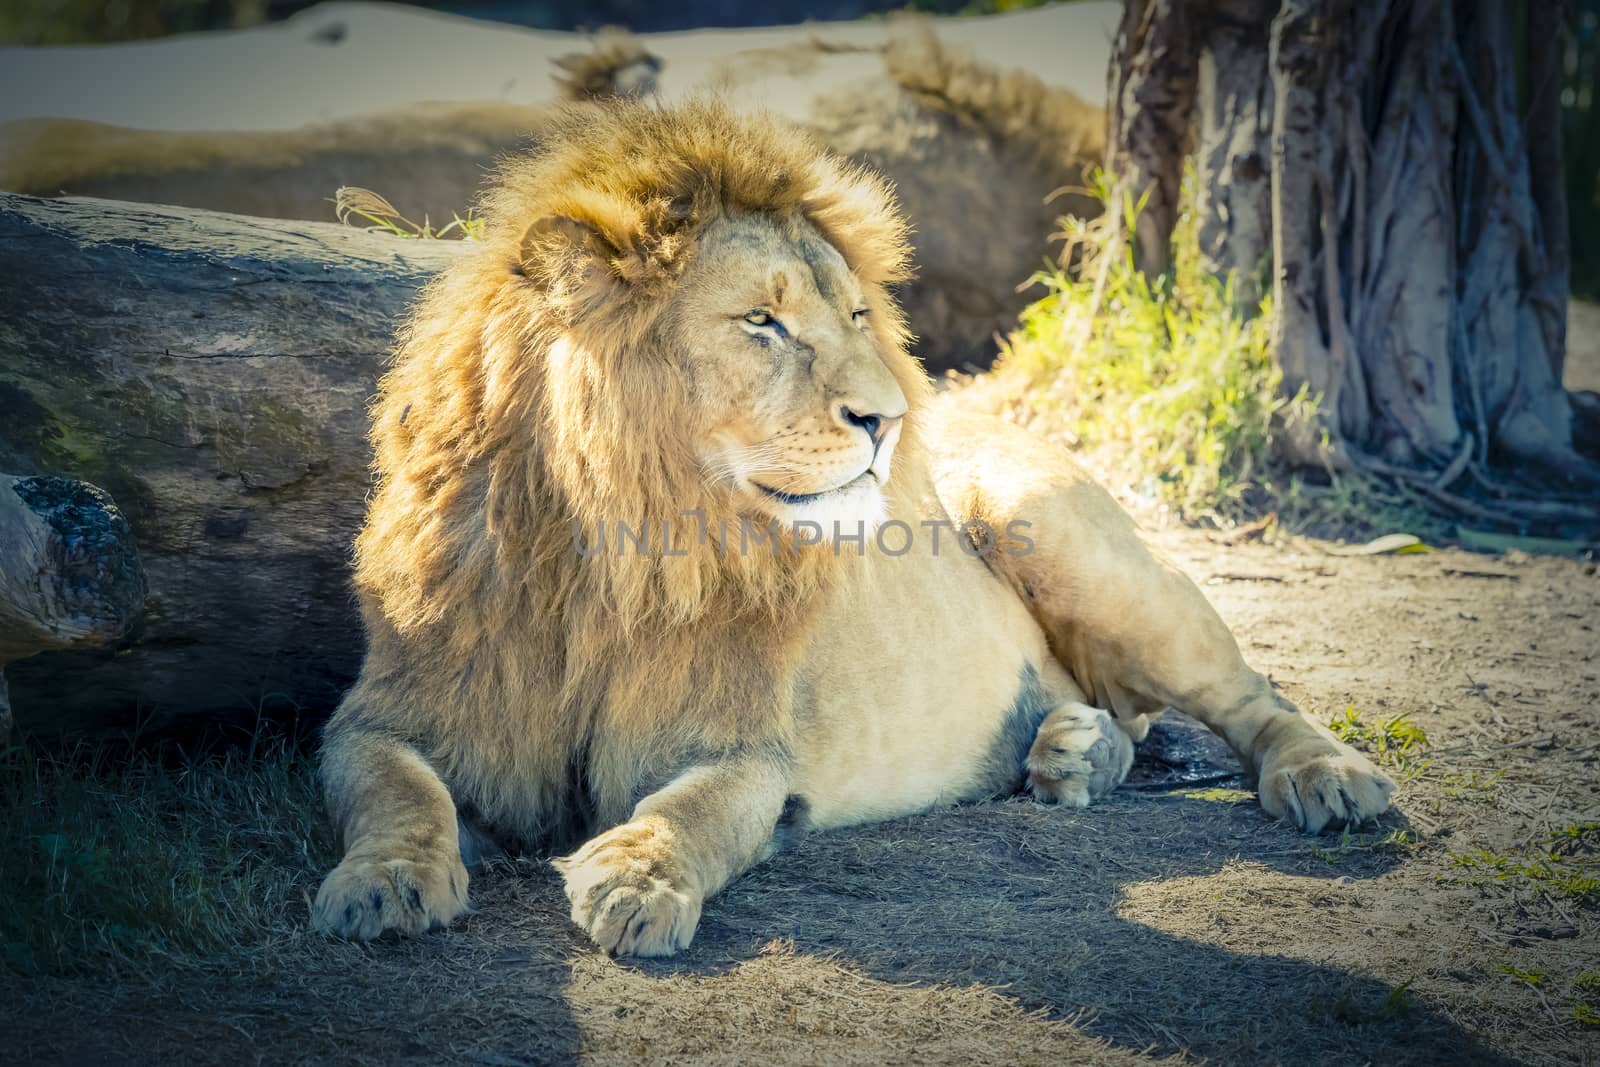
[312,99,1394,954]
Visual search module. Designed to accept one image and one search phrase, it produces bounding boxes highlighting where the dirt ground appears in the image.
[5,523,1596,1066]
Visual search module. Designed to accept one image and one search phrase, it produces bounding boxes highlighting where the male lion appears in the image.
[312,99,1395,955]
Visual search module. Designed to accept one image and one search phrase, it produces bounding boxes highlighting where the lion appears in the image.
[310,98,1394,954]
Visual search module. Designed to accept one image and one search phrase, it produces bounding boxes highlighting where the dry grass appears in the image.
[0,733,334,976]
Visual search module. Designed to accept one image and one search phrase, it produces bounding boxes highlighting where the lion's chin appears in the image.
[755,472,888,535]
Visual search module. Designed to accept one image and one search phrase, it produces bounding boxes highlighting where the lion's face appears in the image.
[668,214,909,530]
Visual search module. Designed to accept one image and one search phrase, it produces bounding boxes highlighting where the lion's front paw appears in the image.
[554,821,701,958]
[1259,740,1396,833]
[1026,702,1135,807]
[311,849,469,939]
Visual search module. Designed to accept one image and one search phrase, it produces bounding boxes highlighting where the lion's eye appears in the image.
[852,308,870,324]
[744,310,777,328]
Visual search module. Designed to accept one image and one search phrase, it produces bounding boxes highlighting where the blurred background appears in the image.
[3,0,1064,38]
[5,0,1598,297]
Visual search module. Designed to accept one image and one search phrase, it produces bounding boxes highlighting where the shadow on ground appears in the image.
[8,722,1523,1066]
[636,793,1511,1065]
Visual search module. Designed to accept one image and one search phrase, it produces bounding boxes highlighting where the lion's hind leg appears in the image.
[928,404,1395,833]
[1025,701,1136,807]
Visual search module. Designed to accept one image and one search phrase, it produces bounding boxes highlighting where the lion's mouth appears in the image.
[751,471,874,506]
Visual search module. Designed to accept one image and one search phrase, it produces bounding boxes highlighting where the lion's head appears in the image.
[662,210,912,531]
[361,99,932,634]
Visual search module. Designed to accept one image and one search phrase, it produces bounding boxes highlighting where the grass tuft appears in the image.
[1501,966,1600,1028]
[1178,787,1255,804]
[333,186,484,241]
[0,734,333,976]
[1439,769,1505,801]
[995,172,1289,524]
[1308,828,1419,866]
[1326,706,1428,758]
[1325,705,1430,782]
[1322,980,1416,1026]
[1500,965,1549,988]
[1448,826,1600,908]
[983,170,1441,538]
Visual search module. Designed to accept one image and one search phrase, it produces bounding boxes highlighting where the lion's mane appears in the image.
[343,99,929,843]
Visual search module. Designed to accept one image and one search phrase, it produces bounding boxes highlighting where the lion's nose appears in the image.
[840,406,901,447]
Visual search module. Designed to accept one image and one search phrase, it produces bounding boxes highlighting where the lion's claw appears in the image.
[1260,744,1396,833]
[311,852,469,939]
[1026,703,1135,807]
[555,823,701,957]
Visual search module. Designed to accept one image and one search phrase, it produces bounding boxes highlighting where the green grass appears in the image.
[1439,769,1506,801]
[0,735,333,976]
[1325,705,1430,782]
[1547,821,1600,856]
[1323,981,1416,1026]
[997,173,1288,524]
[1501,966,1600,1029]
[992,171,1441,538]
[1309,828,1420,865]
[1179,787,1255,804]
[1500,964,1550,988]
[1447,824,1600,908]
[333,186,484,241]
[1326,706,1428,760]
[1576,972,1600,1028]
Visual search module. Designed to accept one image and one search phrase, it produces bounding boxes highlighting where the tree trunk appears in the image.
[1526,0,1571,383]
[1106,0,1196,275]
[0,193,465,737]
[1193,0,1277,306]
[1108,0,1598,520]
[1342,0,1459,466]
[1265,0,1355,466]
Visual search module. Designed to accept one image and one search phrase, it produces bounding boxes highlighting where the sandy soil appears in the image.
[7,527,1596,1066]
[0,0,1119,131]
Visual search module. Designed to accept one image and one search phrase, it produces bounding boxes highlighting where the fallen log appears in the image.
[0,474,145,734]
[0,193,466,737]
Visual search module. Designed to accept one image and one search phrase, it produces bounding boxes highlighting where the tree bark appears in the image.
[1349,0,1460,465]
[0,193,465,737]
[1106,0,1197,275]
[1453,0,1577,476]
[1265,0,1348,467]
[1526,1,1571,383]
[1192,0,1276,306]
[1110,0,1596,512]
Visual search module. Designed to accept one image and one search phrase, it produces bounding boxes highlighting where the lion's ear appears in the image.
[517,212,634,315]
[520,192,697,294]
[520,213,616,276]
